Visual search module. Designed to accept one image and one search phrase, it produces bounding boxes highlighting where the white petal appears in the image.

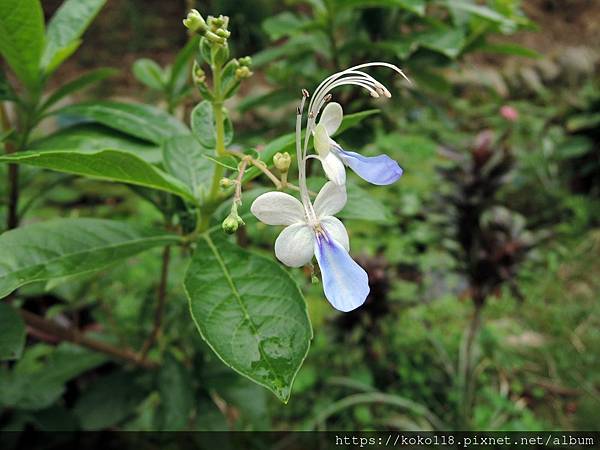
[274,223,315,267]
[313,181,347,217]
[319,102,343,136]
[314,123,331,157]
[320,216,349,251]
[319,152,346,186]
[250,191,305,225]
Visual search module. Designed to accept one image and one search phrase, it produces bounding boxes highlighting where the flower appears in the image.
[251,181,369,312]
[500,105,519,122]
[313,102,403,185]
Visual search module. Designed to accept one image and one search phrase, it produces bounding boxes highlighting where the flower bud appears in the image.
[215,28,231,39]
[273,152,291,173]
[235,66,253,81]
[192,62,206,85]
[183,9,207,34]
[222,215,239,234]
[238,56,252,67]
[205,30,226,46]
[219,178,234,188]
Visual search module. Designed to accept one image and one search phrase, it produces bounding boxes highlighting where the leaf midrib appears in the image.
[203,235,284,388]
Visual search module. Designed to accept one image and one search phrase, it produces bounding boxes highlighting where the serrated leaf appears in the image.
[0,303,25,360]
[54,101,189,145]
[0,0,44,90]
[0,149,195,201]
[184,234,312,402]
[162,135,212,198]
[29,124,162,164]
[0,218,180,299]
[191,101,233,149]
[41,0,106,73]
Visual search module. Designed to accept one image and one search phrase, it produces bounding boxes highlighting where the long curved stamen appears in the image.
[296,91,317,224]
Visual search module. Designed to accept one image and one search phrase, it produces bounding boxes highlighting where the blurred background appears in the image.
[3,0,599,433]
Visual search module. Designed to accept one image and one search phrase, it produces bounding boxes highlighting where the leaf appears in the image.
[156,354,194,430]
[307,178,393,223]
[244,109,379,182]
[41,68,117,112]
[133,58,166,91]
[54,101,189,145]
[29,124,162,164]
[0,303,25,360]
[0,343,107,410]
[73,370,146,430]
[162,135,212,198]
[168,36,199,95]
[0,68,17,102]
[337,0,426,15]
[417,27,466,59]
[190,101,233,149]
[0,149,195,201]
[184,234,312,403]
[41,0,106,73]
[0,218,181,299]
[474,42,540,58]
[0,0,44,90]
[262,12,309,40]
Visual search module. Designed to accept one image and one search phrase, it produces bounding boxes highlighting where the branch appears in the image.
[20,309,157,370]
[140,245,171,360]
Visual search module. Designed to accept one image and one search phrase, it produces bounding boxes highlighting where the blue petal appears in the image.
[335,147,403,185]
[314,233,370,312]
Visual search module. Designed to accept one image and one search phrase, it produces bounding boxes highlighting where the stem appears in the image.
[140,245,171,360]
[20,309,157,370]
[1,102,18,229]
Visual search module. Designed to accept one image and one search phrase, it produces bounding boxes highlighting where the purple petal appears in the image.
[335,147,403,185]
[314,233,369,312]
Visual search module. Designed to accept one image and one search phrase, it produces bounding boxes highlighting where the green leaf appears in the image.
[73,370,146,430]
[0,343,107,410]
[474,42,540,58]
[41,0,106,73]
[133,58,166,91]
[307,178,393,223]
[337,0,426,15]
[162,135,211,198]
[439,0,513,26]
[168,36,199,95]
[0,0,44,90]
[262,12,309,40]
[54,101,189,145]
[0,303,25,360]
[185,234,312,403]
[190,101,233,149]
[0,218,180,299]
[41,68,117,112]
[0,149,194,201]
[156,354,194,430]
[0,68,17,102]
[417,27,466,59]
[244,109,379,182]
[29,124,162,164]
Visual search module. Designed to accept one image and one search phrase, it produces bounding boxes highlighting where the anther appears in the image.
[302,89,310,98]
[323,94,332,103]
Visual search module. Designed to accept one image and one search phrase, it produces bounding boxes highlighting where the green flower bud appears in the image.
[273,152,291,173]
[215,28,231,39]
[219,178,234,188]
[238,56,252,67]
[205,30,226,46]
[222,215,239,234]
[192,62,206,85]
[183,9,207,34]
[235,66,253,81]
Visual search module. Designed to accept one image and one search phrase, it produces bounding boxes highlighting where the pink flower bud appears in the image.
[500,105,519,122]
